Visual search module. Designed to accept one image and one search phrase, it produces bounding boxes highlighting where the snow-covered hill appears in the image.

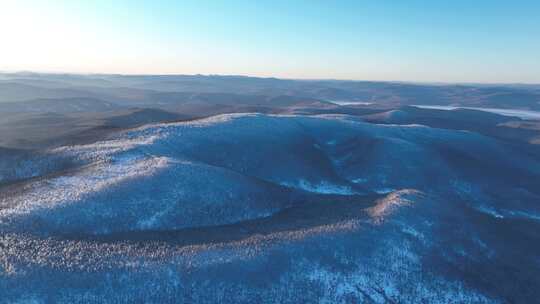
[1,113,540,303]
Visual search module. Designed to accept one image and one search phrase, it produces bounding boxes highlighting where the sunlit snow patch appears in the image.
[0,155,170,222]
[366,189,422,224]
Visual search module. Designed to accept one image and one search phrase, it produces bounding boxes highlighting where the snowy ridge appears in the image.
[1,113,539,303]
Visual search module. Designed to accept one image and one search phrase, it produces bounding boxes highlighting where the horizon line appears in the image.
[1,70,539,86]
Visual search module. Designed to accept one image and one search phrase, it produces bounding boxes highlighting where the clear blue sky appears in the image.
[1,0,539,83]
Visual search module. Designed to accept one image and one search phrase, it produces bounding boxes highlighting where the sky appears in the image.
[0,0,539,83]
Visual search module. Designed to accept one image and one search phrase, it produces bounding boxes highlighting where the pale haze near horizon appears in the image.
[0,0,539,83]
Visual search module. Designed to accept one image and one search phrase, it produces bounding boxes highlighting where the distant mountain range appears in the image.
[1,73,539,110]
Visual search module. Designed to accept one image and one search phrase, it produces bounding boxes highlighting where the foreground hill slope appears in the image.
[1,113,540,303]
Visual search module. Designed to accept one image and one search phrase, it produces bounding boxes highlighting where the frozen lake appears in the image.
[413,105,540,120]
[329,100,373,106]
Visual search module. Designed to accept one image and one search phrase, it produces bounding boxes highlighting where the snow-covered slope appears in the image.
[1,113,540,303]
